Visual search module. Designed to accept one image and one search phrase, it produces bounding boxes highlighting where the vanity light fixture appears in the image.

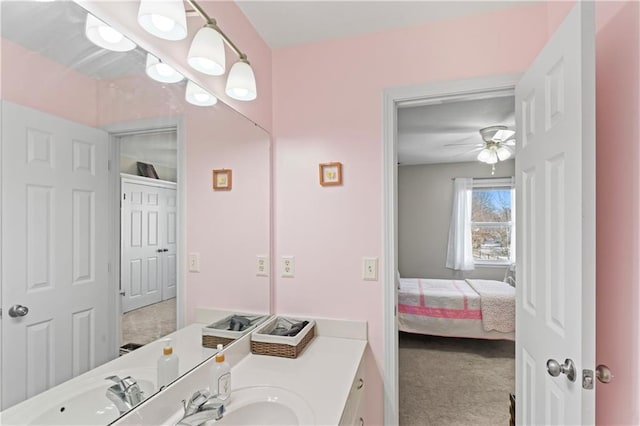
[226,56,257,101]
[138,0,188,41]
[188,23,226,76]
[146,53,184,83]
[85,14,137,52]
[185,80,218,106]
[137,0,258,102]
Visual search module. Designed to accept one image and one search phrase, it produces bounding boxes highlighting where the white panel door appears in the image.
[161,187,177,301]
[1,102,111,409]
[515,2,595,424]
[121,181,163,312]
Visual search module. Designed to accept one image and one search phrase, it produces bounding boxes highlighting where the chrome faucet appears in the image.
[105,375,145,414]
[177,389,226,426]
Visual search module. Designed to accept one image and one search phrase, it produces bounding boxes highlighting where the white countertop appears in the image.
[231,336,367,425]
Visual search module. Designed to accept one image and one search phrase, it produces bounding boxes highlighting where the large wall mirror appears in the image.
[0,1,271,424]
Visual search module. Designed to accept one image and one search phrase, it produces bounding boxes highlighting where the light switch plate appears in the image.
[281,256,295,278]
[363,257,378,281]
[188,253,201,272]
[256,255,269,277]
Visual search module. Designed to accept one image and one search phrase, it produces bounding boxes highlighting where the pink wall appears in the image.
[78,0,272,132]
[272,5,549,424]
[1,39,98,127]
[593,2,640,424]
[184,105,271,320]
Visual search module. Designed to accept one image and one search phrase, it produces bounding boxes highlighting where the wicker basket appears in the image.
[202,335,235,349]
[250,318,316,359]
[201,314,267,349]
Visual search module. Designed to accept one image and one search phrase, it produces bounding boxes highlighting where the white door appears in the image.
[1,102,112,409]
[120,181,164,312]
[161,187,177,301]
[515,2,595,424]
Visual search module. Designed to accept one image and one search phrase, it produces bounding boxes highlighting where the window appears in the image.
[471,178,514,265]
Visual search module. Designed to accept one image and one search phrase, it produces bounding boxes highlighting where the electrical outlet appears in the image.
[257,255,269,277]
[281,256,295,278]
[188,253,200,272]
[363,257,378,281]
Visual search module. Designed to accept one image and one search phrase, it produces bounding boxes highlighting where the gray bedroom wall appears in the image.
[398,159,515,281]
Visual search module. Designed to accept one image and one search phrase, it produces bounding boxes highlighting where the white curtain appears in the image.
[446,177,475,271]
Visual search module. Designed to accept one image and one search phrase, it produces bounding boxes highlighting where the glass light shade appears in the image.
[486,150,499,164]
[188,26,225,76]
[138,0,187,41]
[145,54,184,83]
[85,14,136,52]
[497,145,512,161]
[185,80,218,107]
[225,61,257,101]
[477,148,492,163]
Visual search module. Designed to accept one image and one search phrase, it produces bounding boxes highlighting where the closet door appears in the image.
[121,181,163,313]
[161,187,177,301]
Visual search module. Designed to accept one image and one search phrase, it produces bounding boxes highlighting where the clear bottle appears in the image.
[212,344,231,399]
[157,338,179,389]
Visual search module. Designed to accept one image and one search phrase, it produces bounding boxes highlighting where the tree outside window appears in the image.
[471,186,513,264]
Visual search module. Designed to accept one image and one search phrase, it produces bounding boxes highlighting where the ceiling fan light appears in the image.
[185,80,218,107]
[85,13,136,52]
[497,145,512,161]
[138,0,187,41]
[486,150,499,164]
[145,53,184,83]
[188,25,226,76]
[225,60,257,101]
[477,148,492,163]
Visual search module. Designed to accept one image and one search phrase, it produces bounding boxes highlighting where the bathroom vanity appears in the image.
[114,317,367,426]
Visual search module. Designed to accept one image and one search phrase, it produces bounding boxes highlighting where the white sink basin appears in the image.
[16,374,155,426]
[215,386,315,425]
[167,386,315,426]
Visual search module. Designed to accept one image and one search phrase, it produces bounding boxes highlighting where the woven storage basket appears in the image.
[250,318,315,359]
[202,335,235,349]
[201,314,267,349]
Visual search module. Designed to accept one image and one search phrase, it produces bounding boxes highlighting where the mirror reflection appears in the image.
[0,1,270,424]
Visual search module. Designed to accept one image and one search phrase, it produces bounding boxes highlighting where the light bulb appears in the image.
[185,80,218,107]
[194,92,210,103]
[487,151,499,164]
[145,53,184,83]
[155,63,174,77]
[97,25,124,44]
[151,14,176,33]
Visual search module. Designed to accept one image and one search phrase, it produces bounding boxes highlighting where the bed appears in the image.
[398,278,515,341]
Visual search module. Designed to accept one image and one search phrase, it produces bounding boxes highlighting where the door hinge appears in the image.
[108,160,111,171]
[123,193,126,200]
[119,290,126,296]
[582,369,594,390]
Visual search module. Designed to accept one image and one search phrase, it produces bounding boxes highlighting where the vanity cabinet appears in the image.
[339,355,366,426]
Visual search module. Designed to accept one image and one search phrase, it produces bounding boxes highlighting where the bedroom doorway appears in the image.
[394,87,518,425]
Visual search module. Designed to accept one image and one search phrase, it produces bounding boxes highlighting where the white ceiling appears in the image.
[236,0,535,48]
[397,95,515,165]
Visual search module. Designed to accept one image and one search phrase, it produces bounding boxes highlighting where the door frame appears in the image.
[103,117,186,356]
[381,73,521,424]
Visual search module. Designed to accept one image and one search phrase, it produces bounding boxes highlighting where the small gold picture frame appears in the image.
[212,169,232,190]
[319,162,342,186]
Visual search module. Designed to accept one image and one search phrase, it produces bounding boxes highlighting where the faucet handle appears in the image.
[106,375,138,391]
[184,389,211,415]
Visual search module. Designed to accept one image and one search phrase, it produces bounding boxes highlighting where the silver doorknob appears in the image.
[547,358,576,382]
[596,364,613,383]
[8,304,29,318]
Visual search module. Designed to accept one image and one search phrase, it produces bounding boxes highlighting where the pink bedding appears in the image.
[398,278,482,320]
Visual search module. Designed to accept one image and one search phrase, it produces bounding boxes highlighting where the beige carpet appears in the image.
[399,332,515,426]
[121,298,177,347]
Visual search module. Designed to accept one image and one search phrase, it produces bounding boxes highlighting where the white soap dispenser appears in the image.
[157,338,179,389]
[212,344,231,399]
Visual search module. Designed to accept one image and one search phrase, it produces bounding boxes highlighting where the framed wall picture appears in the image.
[212,169,232,190]
[319,162,342,186]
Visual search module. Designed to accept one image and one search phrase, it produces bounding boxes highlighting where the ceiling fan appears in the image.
[443,125,515,174]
